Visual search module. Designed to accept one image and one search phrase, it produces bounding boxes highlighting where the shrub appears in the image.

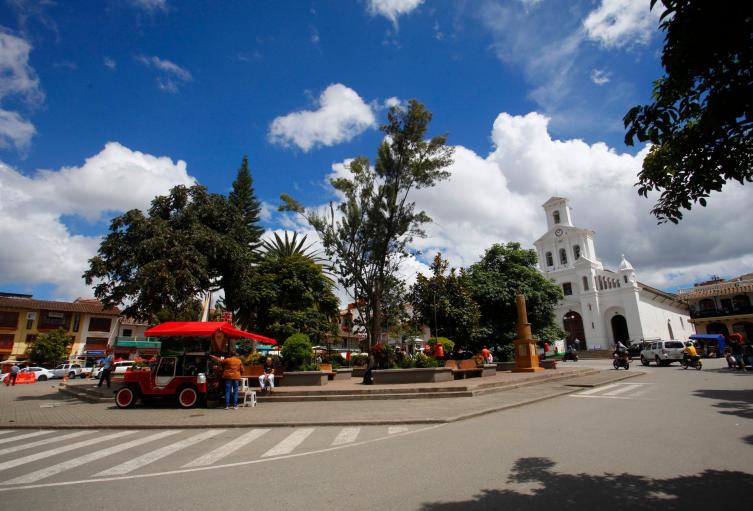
[398,356,415,369]
[428,337,455,353]
[321,352,344,368]
[413,352,440,368]
[281,333,314,371]
[497,343,515,362]
[351,354,368,367]
[239,351,262,366]
[371,343,394,369]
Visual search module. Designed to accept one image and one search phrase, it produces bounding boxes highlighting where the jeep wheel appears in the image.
[640,356,649,366]
[68,371,76,379]
[177,386,199,409]
[115,387,137,408]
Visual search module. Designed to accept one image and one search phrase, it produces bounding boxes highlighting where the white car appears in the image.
[640,340,687,366]
[92,361,134,378]
[52,363,85,379]
[1,366,55,382]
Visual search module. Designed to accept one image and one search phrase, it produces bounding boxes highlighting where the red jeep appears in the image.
[114,321,277,409]
[115,353,220,409]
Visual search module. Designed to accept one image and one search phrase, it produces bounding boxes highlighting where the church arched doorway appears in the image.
[563,311,586,349]
[706,322,729,337]
[611,314,630,344]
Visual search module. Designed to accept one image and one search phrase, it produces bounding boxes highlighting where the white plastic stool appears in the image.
[243,390,257,407]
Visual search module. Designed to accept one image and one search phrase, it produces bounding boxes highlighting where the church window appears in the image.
[624,275,628,284]
[553,210,561,224]
[699,299,716,312]
[562,283,573,296]
[574,245,581,260]
[680,317,684,328]
[582,276,589,291]
[559,248,568,265]
[545,252,553,267]
[667,320,675,340]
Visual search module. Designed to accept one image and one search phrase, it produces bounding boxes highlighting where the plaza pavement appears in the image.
[0,366,641,429]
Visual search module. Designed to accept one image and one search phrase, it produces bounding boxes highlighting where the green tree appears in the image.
[624,0,753,223]
[238,247,339,343]
[280,333,315,371]
[84,185,252,321]
[281,100,454,345]
[410,253,480,348]
[229,156,265,245]
[466,243,563,345]
[29,328,71,366]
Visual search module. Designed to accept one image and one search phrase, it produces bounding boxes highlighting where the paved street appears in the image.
[0,358,751,510]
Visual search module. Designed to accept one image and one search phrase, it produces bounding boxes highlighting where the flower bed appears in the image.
[372,367,453,384]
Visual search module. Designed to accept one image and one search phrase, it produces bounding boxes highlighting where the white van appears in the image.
[640,340,687,366]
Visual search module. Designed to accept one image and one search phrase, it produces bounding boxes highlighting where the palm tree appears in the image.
[260,232,332,275]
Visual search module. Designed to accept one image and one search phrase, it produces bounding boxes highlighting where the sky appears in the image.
[0,0,751,302]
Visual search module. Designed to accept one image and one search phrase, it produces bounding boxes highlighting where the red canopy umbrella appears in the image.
[144,321,277,345]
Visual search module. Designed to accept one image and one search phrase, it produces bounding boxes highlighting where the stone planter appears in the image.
[242,364,263,377]
[282,371,329,386]
[352,367,367,378]
[496,361,516,372]
[372,367,453,384]
[334,368,353,380]
[481,364,497,377]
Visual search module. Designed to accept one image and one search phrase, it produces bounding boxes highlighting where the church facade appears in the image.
[533,197,692,349]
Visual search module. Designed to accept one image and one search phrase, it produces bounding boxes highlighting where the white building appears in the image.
[533,197,692,349]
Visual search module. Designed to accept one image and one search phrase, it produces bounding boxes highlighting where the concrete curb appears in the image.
[0,370,644,430]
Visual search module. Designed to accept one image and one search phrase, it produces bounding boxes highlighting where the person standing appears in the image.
[6,364,19,386]
[97,352,114,389]
[211,347,242,410]
[362,350,375,385]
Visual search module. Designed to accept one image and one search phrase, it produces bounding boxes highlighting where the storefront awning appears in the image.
[115,340,162,349]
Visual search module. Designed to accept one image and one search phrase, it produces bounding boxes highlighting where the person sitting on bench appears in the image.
[259,356,275,393]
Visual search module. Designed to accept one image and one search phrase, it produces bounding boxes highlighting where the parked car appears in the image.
[92,360,134,379]
[627,342,648,360]
[52,363,85,379]
[1,366,56,382]
[640,340,687,366]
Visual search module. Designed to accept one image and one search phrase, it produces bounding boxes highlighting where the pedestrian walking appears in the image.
[97,352,114,389]
[6,364,19,386]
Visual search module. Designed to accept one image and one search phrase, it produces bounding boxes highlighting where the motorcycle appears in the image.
[681,355,703,370]
[562,350,578,362]
[613,351,629,370]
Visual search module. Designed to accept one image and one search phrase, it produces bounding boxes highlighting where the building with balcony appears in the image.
[0,292,120,362]
[533,197,692,349]
[677,274,753,342]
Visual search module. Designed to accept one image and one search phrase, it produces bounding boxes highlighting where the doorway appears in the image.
[611,314,630,344]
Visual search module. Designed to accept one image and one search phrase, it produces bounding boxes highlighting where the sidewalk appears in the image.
[0,369,643,429]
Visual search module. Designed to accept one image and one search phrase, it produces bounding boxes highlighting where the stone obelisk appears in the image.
[512,294,544,372]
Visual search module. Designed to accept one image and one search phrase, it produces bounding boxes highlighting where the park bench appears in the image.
[319,363,337,380]
[444,359,483,379]
[245,364,284,387]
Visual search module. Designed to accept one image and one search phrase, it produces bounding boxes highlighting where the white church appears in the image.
[533,197,692,349]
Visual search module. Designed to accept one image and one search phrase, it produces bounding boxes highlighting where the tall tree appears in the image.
[28,328,71,366]
[624,0,753,223]
[84,185,251,321]
[410,253,480,347]
[229,156,265,245]
[282,100,454,345]
[467,243,563,345]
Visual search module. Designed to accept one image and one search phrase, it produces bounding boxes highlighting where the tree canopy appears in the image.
[281,100,454,345]
[410,253,480,348]
[624,0,753,223]
[466,243,563,344]
[28,328,71,366]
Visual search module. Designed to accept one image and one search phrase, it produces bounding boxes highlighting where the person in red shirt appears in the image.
[481,346,491,363]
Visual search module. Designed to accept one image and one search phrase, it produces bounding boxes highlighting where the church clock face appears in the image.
[555,228,564,237]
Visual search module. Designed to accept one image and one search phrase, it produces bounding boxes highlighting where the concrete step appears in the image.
[472,368,600,397]
[258,390,474,402]
[59,384,117,403]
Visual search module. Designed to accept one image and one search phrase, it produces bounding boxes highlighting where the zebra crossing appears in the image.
[0,423,429,489]
[569,382,652,400]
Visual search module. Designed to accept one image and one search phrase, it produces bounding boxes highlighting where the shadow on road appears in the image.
[692,389,753,420]
[419,457,753,511]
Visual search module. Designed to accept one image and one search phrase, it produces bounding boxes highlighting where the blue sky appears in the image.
[1,0,751,300]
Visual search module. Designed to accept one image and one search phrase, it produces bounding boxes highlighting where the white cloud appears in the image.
[136,55,192,93]
[368,0,424,26]
[590,68,610,85]
[306,112,753,294]
[0,142,196,298]
[0,30,43,151]
[383,96,403,109]
[103,56,117,70]
[128,0,168,12]
[583,0,661,48]
[268,83,376,152]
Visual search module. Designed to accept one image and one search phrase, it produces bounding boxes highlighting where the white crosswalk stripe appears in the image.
[0,430,53,446]
[2,430,179,485]
[262,428,314,457]
[575,383,622,396]
[96,429,223,476]
[0,431,17,437]
[182,429,270,468]
[0,431,91,456]
[570,382,651,400]
[0,430,134,474]
[331,427,360,446]
[388,426,408,435]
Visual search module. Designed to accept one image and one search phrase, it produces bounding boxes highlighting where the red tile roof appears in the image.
[0,296,120,315]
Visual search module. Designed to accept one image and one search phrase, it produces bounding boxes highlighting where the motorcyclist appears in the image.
[683,341,700,366]
[613,341,628,366]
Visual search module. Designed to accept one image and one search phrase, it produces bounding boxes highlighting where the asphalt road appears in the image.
[1,358,751,510]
